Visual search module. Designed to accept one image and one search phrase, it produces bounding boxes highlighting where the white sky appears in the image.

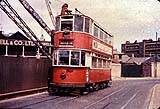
[1,0,160,51]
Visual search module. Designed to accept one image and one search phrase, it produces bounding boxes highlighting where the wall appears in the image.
[151,62,160,78]
[111,63,121,79]
[0,56,51,95]
[121,64,142,77]
[142,64,151,77]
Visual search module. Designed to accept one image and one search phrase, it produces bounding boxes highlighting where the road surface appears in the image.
[0,78,160,109]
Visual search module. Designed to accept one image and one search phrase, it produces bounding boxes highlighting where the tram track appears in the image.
[0,94,60,109]
[18,92,82,109]
[1,86,121,109]
[17,96,61,109]
[0,80,135,109]
[83,87,124,109]
[1,79,158,109]
[82,82,141,109]
[82,80,157,109]
[21,95,80,109]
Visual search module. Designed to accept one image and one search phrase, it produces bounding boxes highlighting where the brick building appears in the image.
[121,38,160,57]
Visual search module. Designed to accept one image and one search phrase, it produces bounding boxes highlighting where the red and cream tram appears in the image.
[48,5,113,95]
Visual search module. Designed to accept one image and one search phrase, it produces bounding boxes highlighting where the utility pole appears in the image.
[155,32,158,77]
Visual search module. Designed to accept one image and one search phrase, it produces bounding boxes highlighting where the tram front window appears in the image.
[57,50,85,66]
[58,51,69,65]
[61,21,72,31]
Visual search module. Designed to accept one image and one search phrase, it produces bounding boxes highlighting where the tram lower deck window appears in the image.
[92,57,97,68]
[81,52,85,66]
[71,51,79,65]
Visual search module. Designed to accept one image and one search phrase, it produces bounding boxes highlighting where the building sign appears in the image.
[92,40,112,55]
[0,39,52,46]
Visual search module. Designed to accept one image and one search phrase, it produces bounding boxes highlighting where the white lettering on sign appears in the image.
[14,40,23,45]
[92,40,112,55]
[0,39,52,46]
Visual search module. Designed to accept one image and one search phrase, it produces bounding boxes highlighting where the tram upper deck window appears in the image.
[100,30,103,40]
[108,36,112,45]
[104,34,107,43]
[92,57,97,68]
[60,16,73,31]
[55,17,60,31]
[58,51,69,65]
[94,25,98,38]
[85,17,90,33]
[74,15,83,31]
[109,37,113,45]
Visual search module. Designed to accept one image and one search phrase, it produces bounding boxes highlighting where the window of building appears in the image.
[8,46,23,56]
[0,45,6,55]
[39,46,50,56]
[24,46,37,56]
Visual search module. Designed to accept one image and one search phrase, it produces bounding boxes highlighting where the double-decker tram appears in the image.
[48,5,113,95]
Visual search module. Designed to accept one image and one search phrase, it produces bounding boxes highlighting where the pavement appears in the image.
[112,77,156,81]
[149,84,160,109]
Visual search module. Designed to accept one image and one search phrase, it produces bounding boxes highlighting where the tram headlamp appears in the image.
[60,73,66,79]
